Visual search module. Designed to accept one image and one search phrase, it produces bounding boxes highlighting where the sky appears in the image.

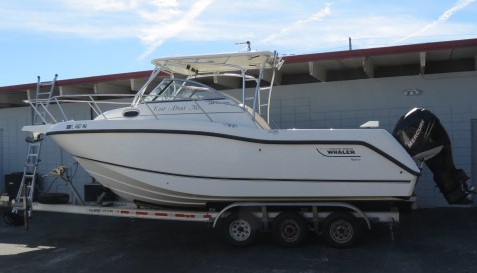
[1,0,476,86]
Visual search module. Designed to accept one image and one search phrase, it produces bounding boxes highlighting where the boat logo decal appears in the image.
[407,119,425,148]
[316,147,361,159]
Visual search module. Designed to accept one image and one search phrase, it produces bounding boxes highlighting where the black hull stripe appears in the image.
[47,128,420,176]
[76,155,412,184]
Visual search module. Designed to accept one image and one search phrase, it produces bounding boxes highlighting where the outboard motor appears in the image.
[392,108,474,205]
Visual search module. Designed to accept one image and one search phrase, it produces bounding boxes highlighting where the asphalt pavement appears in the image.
[1,208,476,273]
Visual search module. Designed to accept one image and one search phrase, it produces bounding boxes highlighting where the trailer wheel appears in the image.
[322,212,360,248]
[222,211,259,247]
[271,211,309,247]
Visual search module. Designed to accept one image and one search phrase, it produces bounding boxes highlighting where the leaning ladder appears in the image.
[15,74,58,203]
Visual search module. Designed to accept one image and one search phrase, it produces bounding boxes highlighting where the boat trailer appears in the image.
[1,190,403,248]
[1,73,404,248]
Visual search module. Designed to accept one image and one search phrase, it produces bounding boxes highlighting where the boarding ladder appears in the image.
[15,74,58,203]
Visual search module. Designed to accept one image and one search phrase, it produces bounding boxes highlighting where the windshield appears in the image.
[143,78,226,102]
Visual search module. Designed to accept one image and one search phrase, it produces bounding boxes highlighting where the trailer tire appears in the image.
[271,211,309,247]
[222,211,259,247]
[322,212,360,248]
[3,212,24,226]
[37,193,69,204]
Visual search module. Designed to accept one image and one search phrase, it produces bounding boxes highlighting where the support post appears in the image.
[22,183,29,231]
[261,206,269,231]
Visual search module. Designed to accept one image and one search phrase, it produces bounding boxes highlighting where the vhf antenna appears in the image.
[235,41,251,52]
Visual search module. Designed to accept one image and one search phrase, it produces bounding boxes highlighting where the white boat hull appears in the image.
[46,119,419,207]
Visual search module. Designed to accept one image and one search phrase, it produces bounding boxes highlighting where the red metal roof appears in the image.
[0,70,153,93]
[1,38,477,94]
[283,38,477,63]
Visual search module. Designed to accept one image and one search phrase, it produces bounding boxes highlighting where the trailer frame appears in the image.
[1,195,403,248]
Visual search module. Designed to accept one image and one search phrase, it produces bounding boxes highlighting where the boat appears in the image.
[23,51,473,208]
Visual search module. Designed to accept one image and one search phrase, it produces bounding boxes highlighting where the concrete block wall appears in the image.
[0,107,30,193]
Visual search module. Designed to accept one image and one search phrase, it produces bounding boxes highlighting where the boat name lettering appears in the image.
[407,119,425,148]
[153,106,166,112]
[189,104,200,111]
[153,104,200,112]
[170,105,187,111]
[66,124,87,130]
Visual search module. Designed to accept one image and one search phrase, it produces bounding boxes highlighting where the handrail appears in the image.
[252,62,265,122]
[26,94,136,122]
[135,94,160,120]
[192,100,214,122]
[25,93,231,123]
[25,51,283,126]
[52,97,68,121]
[27,100,58,124]
[26,86,270,127]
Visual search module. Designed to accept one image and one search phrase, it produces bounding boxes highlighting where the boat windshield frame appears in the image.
[143,78,227,103]
[131,51,284,124]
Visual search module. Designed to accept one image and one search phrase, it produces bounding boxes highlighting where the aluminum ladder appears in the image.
[15,74,58,203]
[31,74,58,125]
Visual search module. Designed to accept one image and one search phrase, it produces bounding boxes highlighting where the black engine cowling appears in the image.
[392,108,473,205]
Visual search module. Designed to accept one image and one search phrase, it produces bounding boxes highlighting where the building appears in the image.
[1,38,477,208]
